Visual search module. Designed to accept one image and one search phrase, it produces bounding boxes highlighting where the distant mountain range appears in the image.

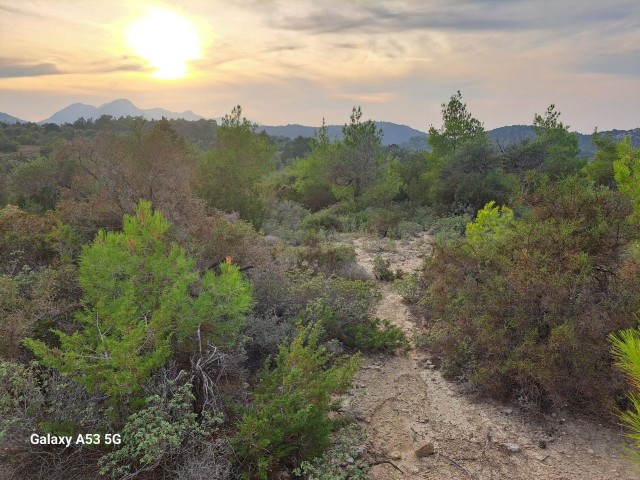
[0,112,26,124]
[37,99,202,124]
[1,99,638,157]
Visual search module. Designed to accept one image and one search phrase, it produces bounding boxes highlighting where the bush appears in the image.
[263,200,309,245]
[299,300,408,353]
[236,323,362,479]
[293,424,369,480]
[391,273,422,305]
[420,177,640,411]
[302,209,345,232]
[99,380,223,479]
[298,244,358,277]
[360,207,404,238]
[372,254,394,281]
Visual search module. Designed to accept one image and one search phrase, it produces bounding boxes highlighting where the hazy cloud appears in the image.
[0,60,61,78]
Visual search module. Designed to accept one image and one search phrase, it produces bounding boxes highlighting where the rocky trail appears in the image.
[343,233,640,480]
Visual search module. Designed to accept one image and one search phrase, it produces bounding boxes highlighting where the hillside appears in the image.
[0,112,26,124]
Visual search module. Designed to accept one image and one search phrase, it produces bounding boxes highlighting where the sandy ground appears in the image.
[342,233,640,480]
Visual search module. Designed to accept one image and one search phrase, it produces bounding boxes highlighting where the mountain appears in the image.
[0,112,26,124]
[39,99,202,124]
[258,121,427,146]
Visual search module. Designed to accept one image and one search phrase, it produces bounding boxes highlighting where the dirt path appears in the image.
[345,233,640,480]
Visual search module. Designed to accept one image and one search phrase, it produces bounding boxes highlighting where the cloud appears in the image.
[272,1,639,35]
[0,60,61,78]
[577,49,640,77]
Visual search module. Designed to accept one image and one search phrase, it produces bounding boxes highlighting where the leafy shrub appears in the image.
[99,380,222,479]
[302,209,345,232]
[428,213,471,242]
[372,254,394,281]
[293,424,369,480]
[299,300,407,353]
[298,244,358,277]
[236,323,362,479]
[420,176,640,411]
[243,312,295,372]
[360,207,404,238]
[391,273,422,304]
[263,200,309,245]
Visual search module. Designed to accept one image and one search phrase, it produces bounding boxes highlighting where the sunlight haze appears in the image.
[0,0,638,132]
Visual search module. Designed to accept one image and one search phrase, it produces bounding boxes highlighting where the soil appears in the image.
[343,233,640,480]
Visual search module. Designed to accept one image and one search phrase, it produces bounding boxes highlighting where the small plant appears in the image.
[236,322,362,479]
[391,273,422,304]
[293,424,369,480]
[372,254,394,281]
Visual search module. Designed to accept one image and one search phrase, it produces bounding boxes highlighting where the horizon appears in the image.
[1,1,639,133]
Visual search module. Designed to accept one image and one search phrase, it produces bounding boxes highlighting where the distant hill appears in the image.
[400,125,640,159]
[0,112,26,124]
[39,99,202,124]
[257,121,425,146]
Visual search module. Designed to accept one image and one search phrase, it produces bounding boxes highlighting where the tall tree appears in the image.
[428,91,485,156]
[198,106,276,227]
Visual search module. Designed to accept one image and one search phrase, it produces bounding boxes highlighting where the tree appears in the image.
[428,91,485,156]
[198,106,276,227]
[236,322,361,478]
[24,201,252,409]
[532,104,583,178]
[324,107,386,202]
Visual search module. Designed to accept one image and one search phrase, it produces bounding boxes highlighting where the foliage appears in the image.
[428,91,485,157]
[465,201,514,245]
[24,201,251,408]
[198,106,276,227]
[372,254,394,281]
[99,380,223,479]
[299,299,408,353]
[610,328,640,467]
[391,273,422,304]
[293,424,369,480]
[236,322,362,479]
[613,137,640,225]
[421,175,640,411]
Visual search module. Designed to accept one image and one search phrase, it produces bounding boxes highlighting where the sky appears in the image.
[0,0,639,133]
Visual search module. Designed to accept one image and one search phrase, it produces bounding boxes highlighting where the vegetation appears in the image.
[3,92,640,475]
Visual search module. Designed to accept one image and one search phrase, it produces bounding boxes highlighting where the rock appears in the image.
[588,449,595,455]
[501,443,521,454]
[415,443,435,457]
[390,451,402,460]
[345,455,355,464]
[503,408,513,415]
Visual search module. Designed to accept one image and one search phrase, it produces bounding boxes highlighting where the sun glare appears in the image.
[127,7,200,80]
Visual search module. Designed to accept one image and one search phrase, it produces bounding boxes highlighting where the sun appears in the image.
[127,7,200,80]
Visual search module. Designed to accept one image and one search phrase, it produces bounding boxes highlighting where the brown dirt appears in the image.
[343,233,640,480]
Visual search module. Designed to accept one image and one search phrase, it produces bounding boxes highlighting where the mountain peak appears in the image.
[39,99,203,124]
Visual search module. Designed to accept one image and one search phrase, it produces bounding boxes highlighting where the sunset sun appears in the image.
[127,7,200,80]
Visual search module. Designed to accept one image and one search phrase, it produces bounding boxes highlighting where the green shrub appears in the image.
[420,177,640,411]
[302,209,345,232]
[299,300,407,353]
[360,207,404,238]
[391,273,422,304]
[372,254,394,281]
[236,322,362,479]
[99,380,222,479]
[293,424,369,480]
[298,244,358,276]
[263,200,309,245]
